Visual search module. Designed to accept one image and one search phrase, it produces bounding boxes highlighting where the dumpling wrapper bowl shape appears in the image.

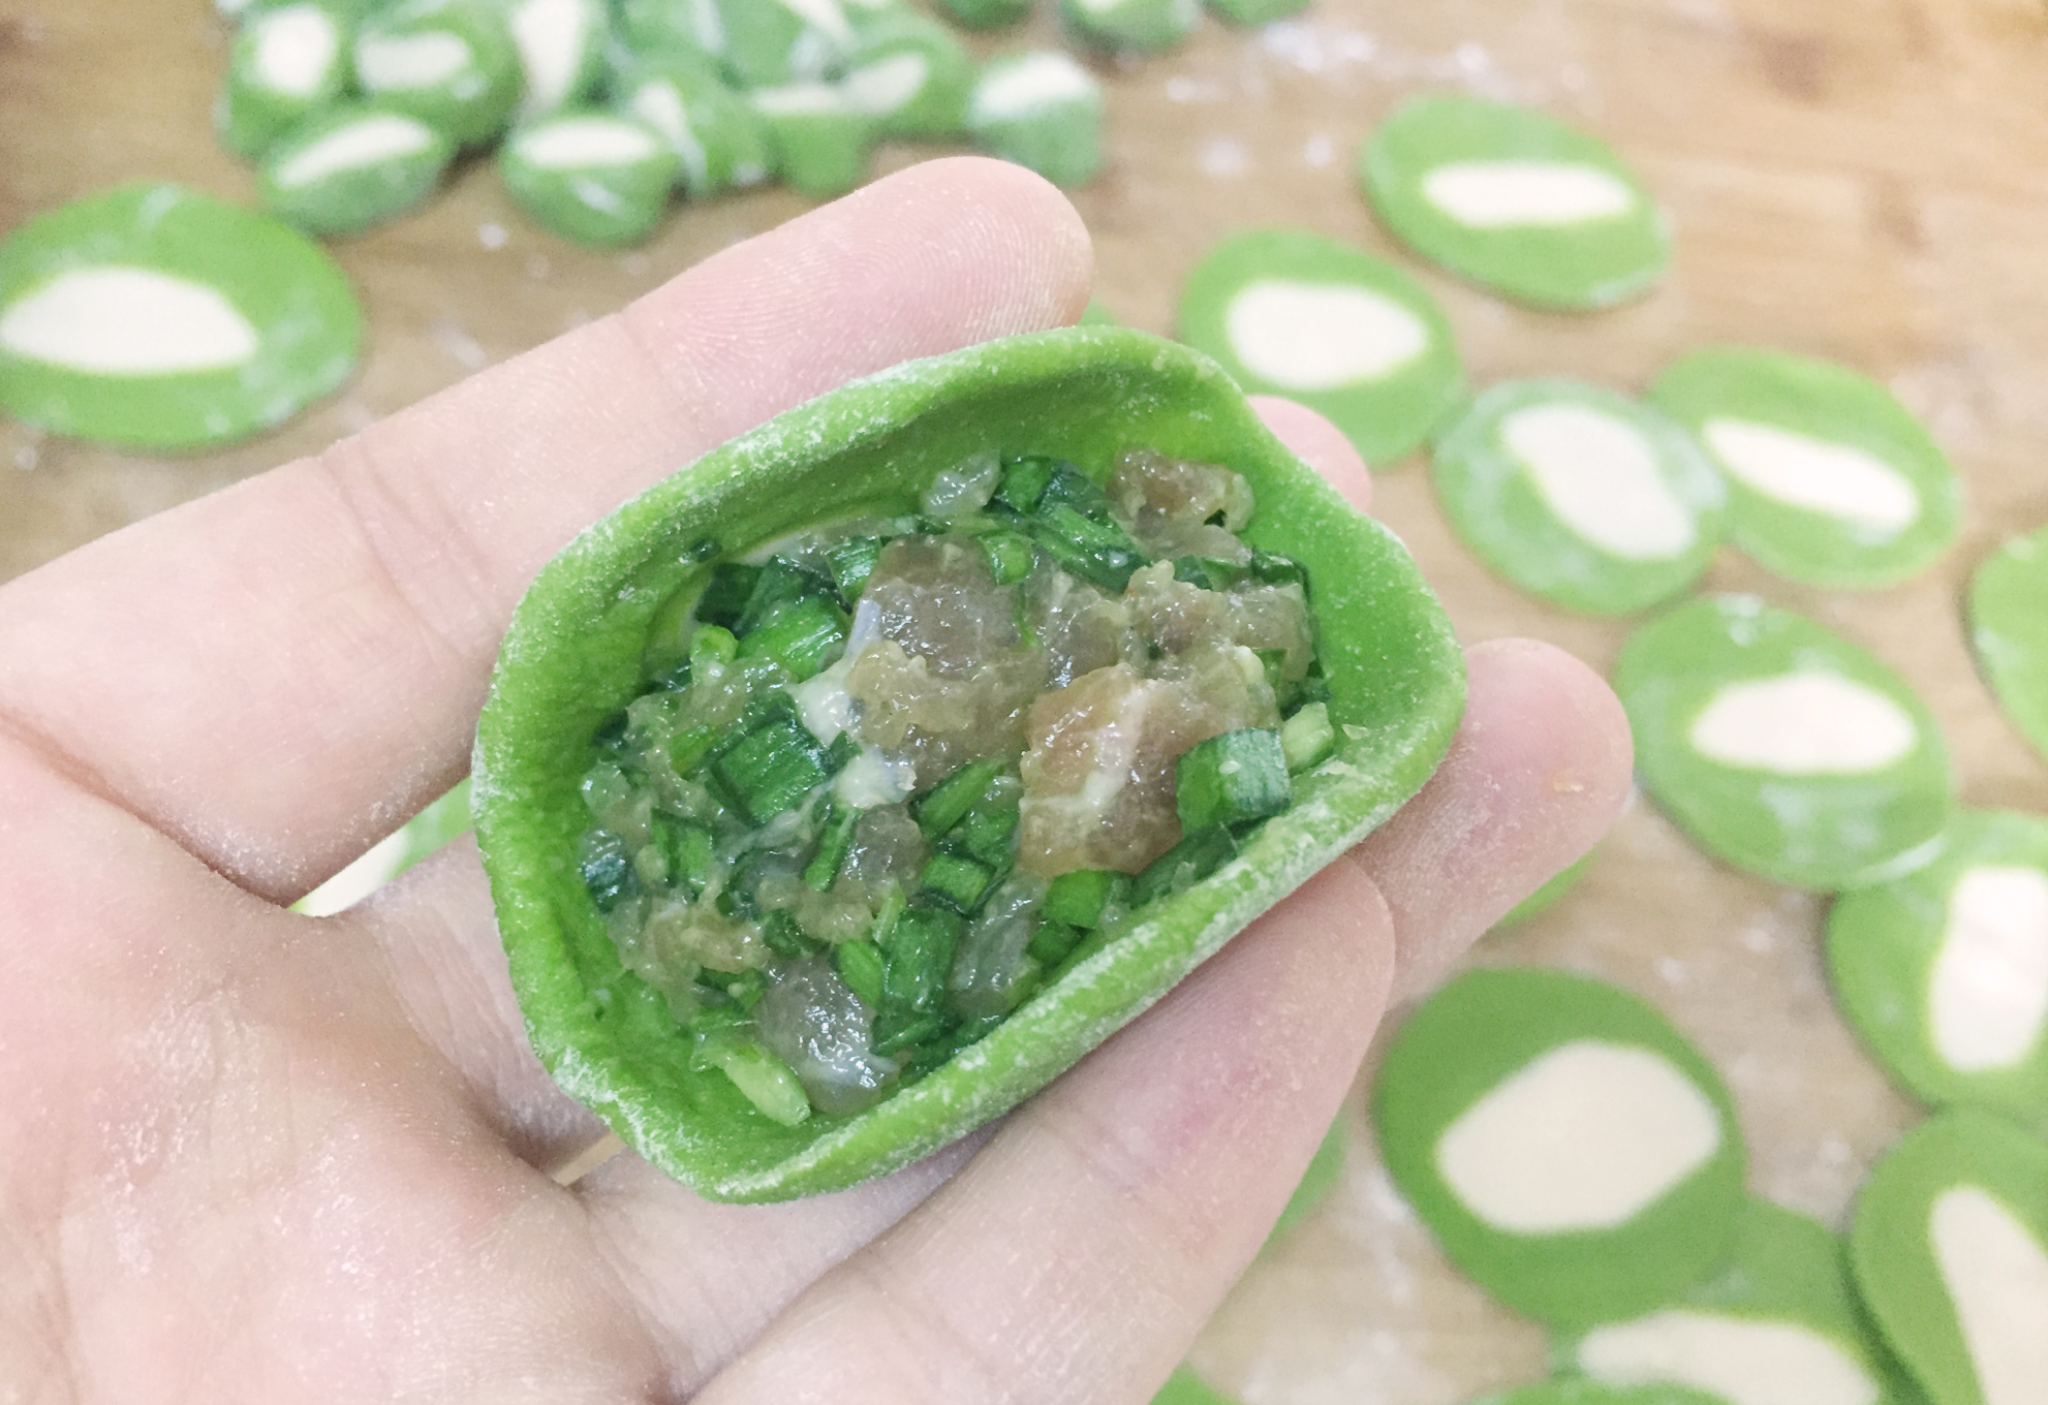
[1614,595,1952,892]
[1371,966,1746,1329]
[473,327,1467,1202]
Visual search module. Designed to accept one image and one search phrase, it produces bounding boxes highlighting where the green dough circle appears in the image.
[1561,1197,1916,1405]
[498,110,680,247]
[1358,94,1669,311]
[1828,810,2048,1125]
[1851,1109,2048,1405]
[259,103,456,236]
[353,0,521,148]
[0,184,361,451]
[1969,526,2048,765]
[1177,228,1464,466]
[473,327,1466,1201]
[1614,595,1952,891]
[1431,379,1726,615]
[1371,967,1746,1329]
[1649,348,1963,590]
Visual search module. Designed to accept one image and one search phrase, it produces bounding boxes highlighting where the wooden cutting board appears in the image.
[5,1,2047,1400]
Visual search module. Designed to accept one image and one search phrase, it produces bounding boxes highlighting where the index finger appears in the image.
[0,159,1092,901]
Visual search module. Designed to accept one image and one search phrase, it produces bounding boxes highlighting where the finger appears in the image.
[1248,395,1372,513]
[1347,636,1635,1000]
[0,158,1092,902]
[683,860,1396,1405]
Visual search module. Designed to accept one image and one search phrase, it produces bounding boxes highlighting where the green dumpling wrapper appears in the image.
[472,327,1466,1201]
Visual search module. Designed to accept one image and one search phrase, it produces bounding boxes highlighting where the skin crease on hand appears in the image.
[0,158,1631,1405]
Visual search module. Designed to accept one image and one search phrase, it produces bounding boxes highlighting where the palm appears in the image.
[0,160,1628,1404]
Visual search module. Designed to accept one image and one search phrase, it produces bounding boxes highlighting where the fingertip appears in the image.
[1249,395,1372,513]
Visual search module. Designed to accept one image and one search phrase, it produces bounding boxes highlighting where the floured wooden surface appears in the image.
[5,1,2048,1400]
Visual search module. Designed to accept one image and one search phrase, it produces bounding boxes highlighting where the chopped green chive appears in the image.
[1132,824,1239,906]
[712,719,832,824]
[978,528,1037,585]
[882,906,964,1014]
[995,453,1060,514]
[579,830,634,911]
[826,534,885,604]
[692,623,739,668]
[737,594,847,680]
[695,1033,811,1126]
[914,757,1007,838]
[1031,502,1151,593]
[1043,868,1130,929]
[1038,461,1115,519]
[834,938,887,1011]
[1175,728,1292,832]
[920,852,996,914]
[696,563,760,629]
[1026,917,1083,966]
[736,557,837,637]
[803,801,861,891]
[1282,701,1338,773]
[1173,555,1249,591]
[1249,548,1309,590]
[760,910,815,958]
[872,1009,950,1058]
[667,724,719,776]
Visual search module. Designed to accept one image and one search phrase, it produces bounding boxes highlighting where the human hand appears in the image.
[0,158,1629,1403]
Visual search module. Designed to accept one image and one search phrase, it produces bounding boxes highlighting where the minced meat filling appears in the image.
[576,448,1335,1124]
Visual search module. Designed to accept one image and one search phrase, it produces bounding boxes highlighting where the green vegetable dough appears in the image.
[260,103,456,235]
[1430,379,1725,615]
[1560,1197,1916,1405]
[1359,94,1669,311]
[965,50,1105,189]
[840,10,974,138]
[500,0,608,117]
[498,110,680,247]
[1205,0,1310,24]
[932,0,1033,28]
[353,0,522,148]
[711,0,853,88]
[1614,595,1952,891]
[1178,228,1464,466]
[613,52,776,198]
[216,0,356,159]
[0,184,361,451]
[1371,966,1746,1329]
[296,778,475,915]
[473,327,1466,1201]
[613,0,726,62]
[1827,810,2048,1126]
[1968,525,2048,765]
[1851,1109,2048,1405]
[1059,0,1199,54]
[1649,347,1963,590]
[749,84,874,197]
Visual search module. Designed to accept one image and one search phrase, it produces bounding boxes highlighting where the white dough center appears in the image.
[1501,402,1697,560]
[1578,1309,1878,1405]
[970,53,1096,121]
[1932,1185,2048,1405]
[846,53,929,114]
[0,267,260,376]
[1434,1040,1721,1234]
[1225,280,1429,392]
[252,5,340,97]
[750,82,853,117]
[1421,159,1637,228]
[1702,418,1920,535]
[1930,865,2048,1073]
[630,82,707,186]
[273,114,436,187]
[516,117,659,167]
[511,0,590,115]
[1687,672,1918,776]
[356,31,472,90]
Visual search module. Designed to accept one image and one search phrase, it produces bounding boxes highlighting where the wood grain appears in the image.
[4,1,2047,1401]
